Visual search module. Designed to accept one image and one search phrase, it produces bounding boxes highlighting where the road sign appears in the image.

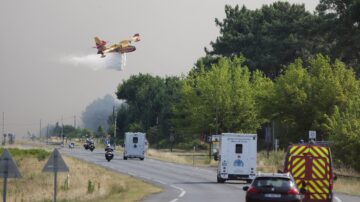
[43,148,69,172]
[0,149,21,178]
[43,148,69,202]
[309,130,316,140]
[0,149,22,202]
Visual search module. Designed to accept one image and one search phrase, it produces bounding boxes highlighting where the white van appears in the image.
[123,132,146,160]
[216,133,257,183]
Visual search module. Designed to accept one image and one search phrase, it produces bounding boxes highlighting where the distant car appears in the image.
[243,172,304,202]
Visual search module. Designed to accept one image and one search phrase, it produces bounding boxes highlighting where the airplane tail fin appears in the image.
[132,33,140,42]
[94,37,107,49]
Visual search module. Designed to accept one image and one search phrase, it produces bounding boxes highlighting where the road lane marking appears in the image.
[170,185,186,198]
[334,196,342,202]
[169,199,178,202]
[153,179,167,185]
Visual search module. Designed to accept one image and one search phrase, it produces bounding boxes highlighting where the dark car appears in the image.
[243,172,304,202]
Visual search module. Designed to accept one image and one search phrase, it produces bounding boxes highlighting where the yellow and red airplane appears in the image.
[94,33,140,58]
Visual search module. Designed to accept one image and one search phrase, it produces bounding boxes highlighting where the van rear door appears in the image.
[286,145,332,202]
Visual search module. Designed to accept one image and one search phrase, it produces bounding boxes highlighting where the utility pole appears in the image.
[61,116,64,145]
[39,119,42,139]
[113,106,117,148]
[2,112,4,136]
[74,115,76,129]
[2,112,4,145]
[47,124,49,144]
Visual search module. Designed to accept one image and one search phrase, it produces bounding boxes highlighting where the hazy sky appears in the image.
[0,0,318,135]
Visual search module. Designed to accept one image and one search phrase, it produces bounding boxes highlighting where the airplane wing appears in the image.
[120,40,130,48]
[104,44,119,53]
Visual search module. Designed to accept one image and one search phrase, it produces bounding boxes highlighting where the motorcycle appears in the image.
[105,151,114,162]
[89,143,95,152]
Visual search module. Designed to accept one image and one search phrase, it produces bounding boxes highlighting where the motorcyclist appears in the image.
[86,137,94,145]
[105,144,114,152]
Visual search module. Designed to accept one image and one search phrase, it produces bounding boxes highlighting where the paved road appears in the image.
[61,148,358,202]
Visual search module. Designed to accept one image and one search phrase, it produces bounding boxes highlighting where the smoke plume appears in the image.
[63,53,124,71]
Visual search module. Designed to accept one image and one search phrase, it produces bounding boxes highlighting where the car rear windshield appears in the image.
[253,177,294,189]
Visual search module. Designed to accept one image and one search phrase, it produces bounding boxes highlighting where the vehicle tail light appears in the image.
[287,188,300,195]
[248,186,260,193]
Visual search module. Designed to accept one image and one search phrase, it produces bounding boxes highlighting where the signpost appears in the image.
[309,130,317,141]
[265,126,272,158]
[0,149,22,202]
[42,148,69,202]
[169,133,175,152]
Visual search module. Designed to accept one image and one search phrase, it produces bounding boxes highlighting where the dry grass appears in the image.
[147,149,189,164]
[146,148,215,166]
[257,150,286,173]
[333,177,360,196]
[0,149,161,202]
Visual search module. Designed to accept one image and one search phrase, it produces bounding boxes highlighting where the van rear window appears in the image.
[133,137,138,143]
[235,144,243,153]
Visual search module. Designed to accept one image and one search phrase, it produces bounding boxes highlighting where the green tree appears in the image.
[116,74,181,146]
[206,2,320,76]
[316,0,360,74]
[268,54,360,145]
[96,126,105,138]
[323,105,360,170]
[173,57,271,142]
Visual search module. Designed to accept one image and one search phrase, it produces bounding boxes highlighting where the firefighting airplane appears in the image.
[94,33,140,58]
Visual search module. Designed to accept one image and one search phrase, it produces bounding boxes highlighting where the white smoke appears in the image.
[63,53,125,71]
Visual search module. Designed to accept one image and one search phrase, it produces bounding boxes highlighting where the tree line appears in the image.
[111,1,360,171]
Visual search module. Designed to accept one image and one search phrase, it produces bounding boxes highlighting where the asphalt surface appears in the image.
[61,147,359,202]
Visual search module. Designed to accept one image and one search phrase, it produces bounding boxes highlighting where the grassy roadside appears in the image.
[146,148,220,166]
[0,148,161,202]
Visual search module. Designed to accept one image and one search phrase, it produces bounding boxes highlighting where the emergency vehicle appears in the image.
[284,142,335,202]
[216,133,257,183]
[123,132,146,160]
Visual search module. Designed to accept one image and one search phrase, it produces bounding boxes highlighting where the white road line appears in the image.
[171,185,186,198]
[153,179,167,185]
[169,199,178,202]
[334,196,342,202]
[127,172,136,176]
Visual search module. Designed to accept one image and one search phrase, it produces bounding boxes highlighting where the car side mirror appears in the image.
[242,186,249,191]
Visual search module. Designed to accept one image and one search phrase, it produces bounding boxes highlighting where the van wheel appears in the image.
[217,177,225,183]
[140,157,144,161]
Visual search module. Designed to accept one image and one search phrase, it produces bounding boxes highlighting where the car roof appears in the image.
[255,172,292,179]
